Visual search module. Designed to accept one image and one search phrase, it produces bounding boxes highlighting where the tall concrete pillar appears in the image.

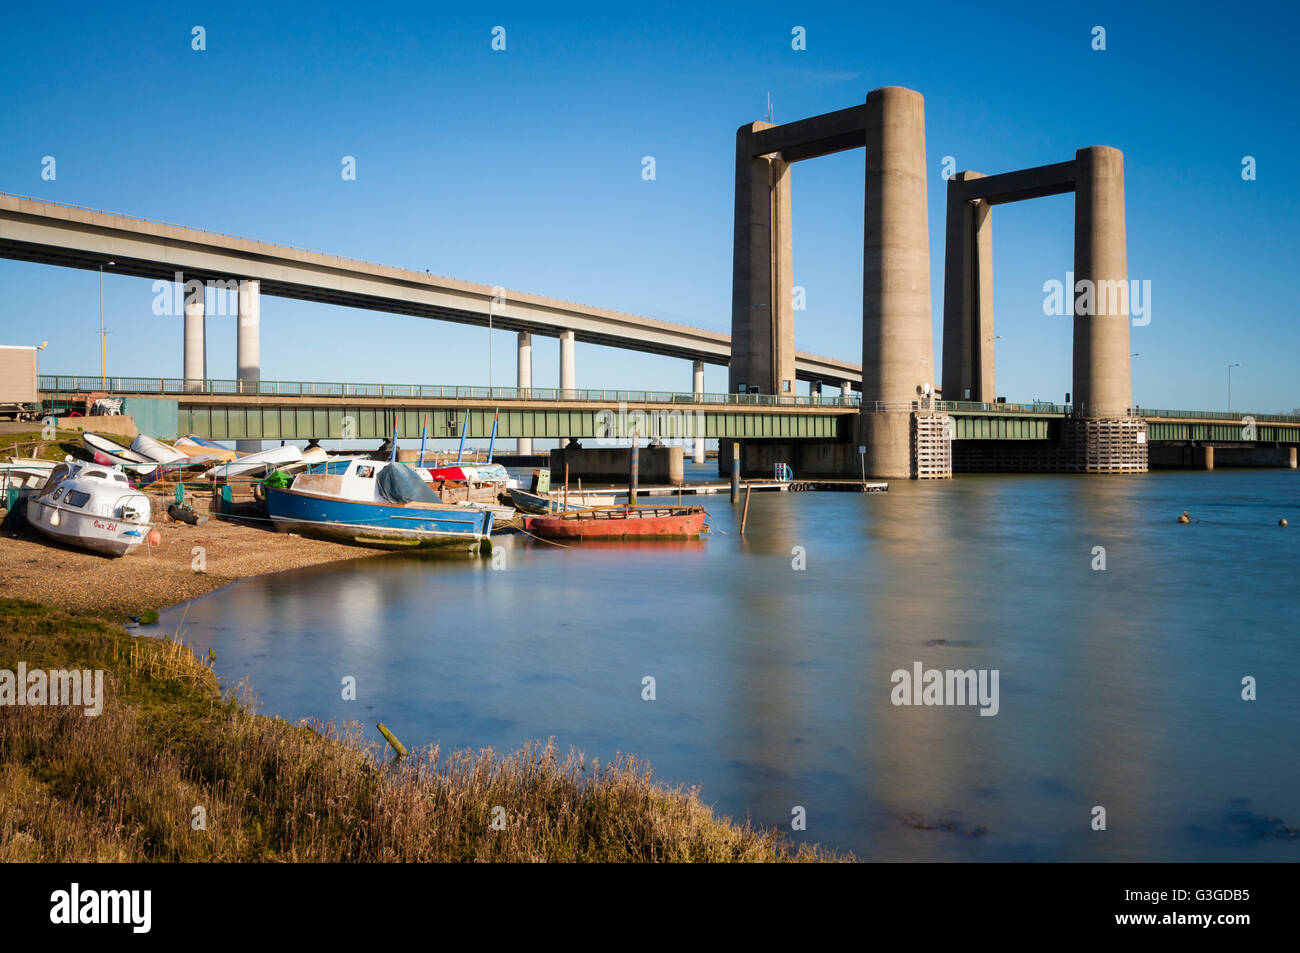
[860,87,934,478]
[841,380,853,399]
[729,121,795,396]
[692,359,705,464]
[1073,146,1132,419]
[235,280,261,451]
[559,330,575,399]
[941,171,995,403]
[183,279,205,393]
[517,331,533,455]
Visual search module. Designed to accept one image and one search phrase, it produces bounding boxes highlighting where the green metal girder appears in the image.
[950,415,1052,440]
[177,405,844,441]
[1145,421,1300,443]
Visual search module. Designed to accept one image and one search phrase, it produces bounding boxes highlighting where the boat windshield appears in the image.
[39,465,69,492]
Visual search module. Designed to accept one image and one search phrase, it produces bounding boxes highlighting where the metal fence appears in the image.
[36,377,1300,424]
[37,375,860,408]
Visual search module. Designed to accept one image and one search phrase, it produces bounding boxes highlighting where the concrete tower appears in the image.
[1072,146,1132,419]
[860,87,934,478]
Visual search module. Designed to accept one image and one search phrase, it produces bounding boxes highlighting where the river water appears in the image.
[159,466,1300,860]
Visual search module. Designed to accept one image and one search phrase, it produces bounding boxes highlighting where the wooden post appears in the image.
[564,462,569,513]
[740,484,753,535]
[730,441,741,503]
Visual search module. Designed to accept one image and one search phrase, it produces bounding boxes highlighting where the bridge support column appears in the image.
[841,380,853,399]
[692,360,705,463]
[1204,445,1215,470]
[1072,146,1132,419]
[860,87,935,478]
[729,121,795,397]
[941,170,995,403]
[1291,447,1297,469]
[560,330,575,399]
[517,332,533,455]
[183,280,205,393]
[236,280,261,451]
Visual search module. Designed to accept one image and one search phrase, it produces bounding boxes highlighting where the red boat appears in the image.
[524,504,708,539]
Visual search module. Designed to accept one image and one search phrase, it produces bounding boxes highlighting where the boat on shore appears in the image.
[202,444,305,480]
[524,504,707,540]
[27,458,153,556]
[264,459,492,551]
[130,433,189,465]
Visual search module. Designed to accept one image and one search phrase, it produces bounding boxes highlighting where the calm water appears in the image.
[160,466,1300,861]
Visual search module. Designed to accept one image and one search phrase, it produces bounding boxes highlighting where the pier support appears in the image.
[236,280,261,451]
[517,331,533,454]
[1073,146,1132,419]
[841,380,853,399]
[183,280,205,393]
[729,121,794,396]
[861,87,935,478]
[692,359,705,463]
[941,171,995,403]
[560,330,575,399]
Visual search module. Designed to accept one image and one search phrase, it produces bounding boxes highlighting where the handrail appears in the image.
[36,375,861,409]
[34,376,1300,423]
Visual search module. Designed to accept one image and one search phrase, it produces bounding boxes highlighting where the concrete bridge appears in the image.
[37,376,1300,474]
[0,191,860,396]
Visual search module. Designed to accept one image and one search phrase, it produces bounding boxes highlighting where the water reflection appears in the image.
[161,470,1300,860]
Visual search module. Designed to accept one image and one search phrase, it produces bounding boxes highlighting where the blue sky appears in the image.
[2,0,1296,412]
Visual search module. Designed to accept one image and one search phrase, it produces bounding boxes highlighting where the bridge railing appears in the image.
[37,375,862,408]
[1136,407,1300,424]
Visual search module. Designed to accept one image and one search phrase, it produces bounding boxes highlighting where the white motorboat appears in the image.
[27,458,153,556]
[202,444,305,480]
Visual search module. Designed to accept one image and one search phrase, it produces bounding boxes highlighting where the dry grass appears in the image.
[0,599,843,862]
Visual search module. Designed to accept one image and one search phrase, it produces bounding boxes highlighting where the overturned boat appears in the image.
[27,458,153,556]
[264,459,492,551]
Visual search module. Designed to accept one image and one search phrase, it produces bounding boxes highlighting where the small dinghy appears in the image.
[172,435,238,464]
[524,504,707,540]
[130,433,190,465]
[202,444,304,480]
[264,459,493,550]
[82,432,153,466]
[27,458,153,556]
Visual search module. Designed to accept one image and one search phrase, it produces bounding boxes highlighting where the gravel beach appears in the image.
[0,496,386,618]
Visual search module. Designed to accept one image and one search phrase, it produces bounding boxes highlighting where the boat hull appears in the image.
[265,486,492,550]
[524,506,707,539]
[28,499,148,556]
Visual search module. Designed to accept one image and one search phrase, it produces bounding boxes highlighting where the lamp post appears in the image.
[99,260,115,386]
[1227,362,1240,412]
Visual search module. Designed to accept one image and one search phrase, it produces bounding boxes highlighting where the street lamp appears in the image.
[1227,362,1240,412]
[99,260,115,386]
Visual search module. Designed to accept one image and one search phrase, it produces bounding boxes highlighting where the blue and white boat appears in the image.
[264,459,493,551]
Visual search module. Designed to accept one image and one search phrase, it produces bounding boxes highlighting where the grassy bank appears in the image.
[0,599,840,861]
